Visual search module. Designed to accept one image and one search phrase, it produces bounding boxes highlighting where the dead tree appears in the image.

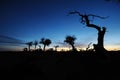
[69,11,108,53]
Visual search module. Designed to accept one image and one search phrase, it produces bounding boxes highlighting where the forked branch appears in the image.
[68,10,109,19]
[68,10,108,31]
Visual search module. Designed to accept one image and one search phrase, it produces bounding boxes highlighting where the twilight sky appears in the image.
[0,0,120,51]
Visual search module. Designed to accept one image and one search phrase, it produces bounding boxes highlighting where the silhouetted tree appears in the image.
[33,40,38,50]
[26,41,33,51]
[40,38,52,51]
[64,35,77,51]
[54,45,59,51]
[69,11,108,52]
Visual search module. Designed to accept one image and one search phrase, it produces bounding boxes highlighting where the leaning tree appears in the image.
[64,35,77,51]
[68,11,108,53]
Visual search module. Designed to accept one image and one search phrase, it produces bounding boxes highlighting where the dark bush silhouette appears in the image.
[40,38,52,51]
[69,11,108,53]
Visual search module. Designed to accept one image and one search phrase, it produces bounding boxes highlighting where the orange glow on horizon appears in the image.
[57,46,120,51]
[105,45,120,51]
[5,45,120,51]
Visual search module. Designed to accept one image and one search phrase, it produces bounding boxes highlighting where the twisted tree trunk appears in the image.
[43,45,46,51]
[71,44,76,51]
[69,11,108,52]
[84,15,107,52]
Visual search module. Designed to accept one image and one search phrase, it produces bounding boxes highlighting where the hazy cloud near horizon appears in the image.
[0,35,26,51]
[0,35,25,44]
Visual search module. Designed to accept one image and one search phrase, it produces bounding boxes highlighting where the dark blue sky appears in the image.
[0,0,120,51]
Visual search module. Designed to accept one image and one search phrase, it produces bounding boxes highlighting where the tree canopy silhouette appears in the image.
[69,11,108,52]
[40,38,52,51]
[64,35,77,51]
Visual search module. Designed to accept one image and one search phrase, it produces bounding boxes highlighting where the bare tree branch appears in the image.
[68,10,108,32]
[68,10,83,17]
[88,14,109,19]
[69,11,109,19]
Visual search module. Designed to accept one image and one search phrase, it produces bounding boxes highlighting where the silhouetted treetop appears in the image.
[40,38,52,51]
[68,11,108,32]
[64,35,76,45]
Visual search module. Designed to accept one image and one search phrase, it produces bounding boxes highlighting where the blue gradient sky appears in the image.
[0,0,120,51]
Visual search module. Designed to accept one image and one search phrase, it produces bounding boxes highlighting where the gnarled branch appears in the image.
[88,14,109,19]
[68,10,109,19]
[68,11,108,32]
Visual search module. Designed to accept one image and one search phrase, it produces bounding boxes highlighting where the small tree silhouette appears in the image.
[33,40,38,50]
[69,11,108,52]
[54,45,59,51]
[40,38,52,51]
[26,41,33,51]
[64,35,77,51]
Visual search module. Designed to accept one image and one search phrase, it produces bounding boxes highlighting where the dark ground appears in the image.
[0,51,120,80]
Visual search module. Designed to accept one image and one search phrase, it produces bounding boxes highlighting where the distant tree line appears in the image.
[24,35,80,52]
[25,38,52,51]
